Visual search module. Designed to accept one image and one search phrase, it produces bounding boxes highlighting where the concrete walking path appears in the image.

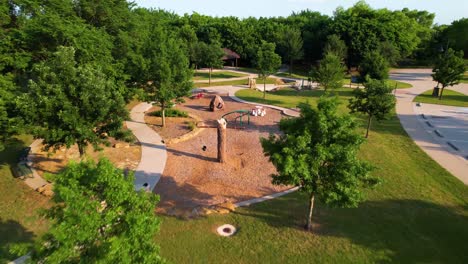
[391,68,468,184]
[196,85,301,117]
[126,102,167,191]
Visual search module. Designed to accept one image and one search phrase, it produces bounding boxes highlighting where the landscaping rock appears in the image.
[216,208,231,214]
[217,202,236,212]
[37,184,54,197]
[209,95,225,112]
[113,142,130,149]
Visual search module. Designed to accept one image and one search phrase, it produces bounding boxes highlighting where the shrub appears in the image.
[149,108,188,118]
[185,121,196,131]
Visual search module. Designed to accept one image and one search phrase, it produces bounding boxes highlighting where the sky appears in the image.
[133,0,467,25]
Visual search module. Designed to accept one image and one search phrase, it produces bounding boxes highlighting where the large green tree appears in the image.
[28,158,163,263]
[279,27,303,75]
[0,74,21,151]
[311,52,346,92]
[432,48,465,100]
[261,96,375,231]
[141,28,193,127]
[19,47,128,156]
[444,18,468,58]
[348,78,396,138]
[192,41,224,85]
[359,51,389,80]
[323,34,348,62]
[332,1,425,66]
[256,41,281,99]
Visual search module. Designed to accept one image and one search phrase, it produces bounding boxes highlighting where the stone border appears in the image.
[164,113,205,145]
[234,187,300,208]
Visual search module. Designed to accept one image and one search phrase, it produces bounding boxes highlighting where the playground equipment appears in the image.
[251,106,266,117]
[194,92,204,99]
[222,110,250,127]
[209,95,225,111]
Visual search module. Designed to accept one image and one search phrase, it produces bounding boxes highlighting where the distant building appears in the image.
[222,48,240,67]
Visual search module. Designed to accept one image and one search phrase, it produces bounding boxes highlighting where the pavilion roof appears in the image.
[222,48,240,60]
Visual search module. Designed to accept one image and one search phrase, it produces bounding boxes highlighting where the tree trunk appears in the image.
[289,59,293,76]
[263,78,266,99]
[217,118,227,163]
[161,105,166,127]
[365,115,372,138]
[78,143,86,157]
[209,68,212,86]
[306,193,315,231]
[438,86,445,100]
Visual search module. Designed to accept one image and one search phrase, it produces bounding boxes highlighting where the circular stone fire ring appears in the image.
[216,224,237,237]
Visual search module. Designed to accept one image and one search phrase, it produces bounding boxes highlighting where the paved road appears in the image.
[391,68,468,184]
[126,102,167,191]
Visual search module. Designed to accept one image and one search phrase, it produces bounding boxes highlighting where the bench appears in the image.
[12,163,33,179]
[19,147,31,161]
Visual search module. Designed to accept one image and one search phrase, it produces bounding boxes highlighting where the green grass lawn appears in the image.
[193,71,248,80]
[3,89,468,263]
[341,77,412,89]
[461,72,468,84]
[387,79,413,89]
[275,72,309,79]
[153,88,468,263]
[414,88,468,107]
[195,77,277,88]
[0,135,50,262]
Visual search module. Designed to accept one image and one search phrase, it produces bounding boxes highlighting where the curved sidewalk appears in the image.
[126,103,167,191]
[391,69,468,184]
[197,85,300,117]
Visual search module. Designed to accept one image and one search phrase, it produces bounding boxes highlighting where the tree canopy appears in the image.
[311,52,346,92]
[432,48,466,100]
[192,41,224,85]
[332,1,425,66]
[323,34,348,62]
[348,78,396,138]
[256,41,282,98]
[18,47,128,156]
[140,27,193,127]
[278,26,303,75]
[28,158,163,263]
[261,96,375,231]
[359,51,389,80]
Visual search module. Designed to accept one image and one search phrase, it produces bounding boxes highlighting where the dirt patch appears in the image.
[155,94,291,212]
[144,107,197,140]
[30,138,141,179]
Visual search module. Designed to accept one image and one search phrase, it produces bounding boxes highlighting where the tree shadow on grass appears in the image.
[194,72,245,80]
[0,138,28,167]
[235,192,468,263]
[416,93,468,106]
[0,218,34,263]
[154,174,216,214]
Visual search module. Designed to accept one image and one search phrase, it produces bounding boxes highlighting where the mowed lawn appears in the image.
[414,88,468,107]
[2,89,468,263]
[461,72,468,84]
[154,88,468,263]
[195,77,278,88]
[193,71,248,80]
[0,135,50,263]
